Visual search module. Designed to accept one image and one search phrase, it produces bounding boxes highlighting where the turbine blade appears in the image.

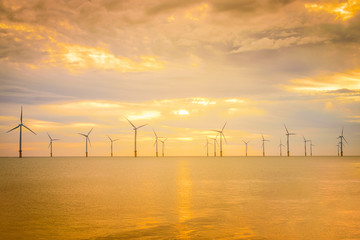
[21,106,23,124]
[7,125,20,133]
[53,139,60,141]
[284,124,289,134]
[23,125,36,135]
[48,142,51,149]
[153,129,157,137]
[222,122,227,131]
[137,124,148,129]
[222,133,227,144]
[343,137,348,144]
[341,127,344,136]
[113,139,119,142]
[261,134,264,140]
[126,118,136,128]
[108,136,112,141]
[78,133,87,137]
[47,132,51,140]
[88,137,91,147]
[88,128,93,135]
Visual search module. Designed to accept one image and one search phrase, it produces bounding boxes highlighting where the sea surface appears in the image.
[0,156,359,240]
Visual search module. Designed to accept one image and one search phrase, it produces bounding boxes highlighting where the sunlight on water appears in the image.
[0,156,359,239]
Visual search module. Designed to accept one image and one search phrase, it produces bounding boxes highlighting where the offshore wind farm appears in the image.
[0,0,360,239]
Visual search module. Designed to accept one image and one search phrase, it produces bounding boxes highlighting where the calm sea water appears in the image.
[0,156,359,240]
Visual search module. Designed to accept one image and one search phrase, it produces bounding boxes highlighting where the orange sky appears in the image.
[0,0,359,156]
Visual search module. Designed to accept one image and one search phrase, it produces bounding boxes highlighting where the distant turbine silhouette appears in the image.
[303,136,310,156]
[279,139,285,156]
[243,140,250,157]
[7,106,36,158]
[47,133,59,157]
[284,124,295,157]
[212,122,227,157]
[337,127,348,157]
[210,135,218,157]
[261,134,270,157]
[78,128,93,157]
[108,136,118,157]
[310,140,314,156]
[126,118,147,157]
[205,137,212,157]
[153,129,164,157]
[159,138,167,157]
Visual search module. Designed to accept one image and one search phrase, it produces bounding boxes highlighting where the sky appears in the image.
[0,0,359,157]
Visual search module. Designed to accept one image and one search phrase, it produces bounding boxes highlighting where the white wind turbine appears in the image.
[284,124,296,157]
[279,139,285,157]
[126,118,148,157]
[303,136,310,156]
[78,128,93,157]
[243,140,250,157]
[205,137,212,157]
[310,140,314,156]
[261,134,270,157]
[210,135,218,157]
[108,136,118,157]
[337,127,348,157]
[212,122,227,157]
[7,106,36,158]
[159,138,168,157]
[47,133,59,157]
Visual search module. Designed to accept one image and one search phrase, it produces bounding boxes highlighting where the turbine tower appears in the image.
[47,133,59,157]
[337,142,340,156]
[212,122,227,157]
[279,139,285,156]
[337,127,348,157]
[78,128,93,157]
[126,118,147,157]
[108,136,118,157]
[7,106,36,158]
[159,138,168,157]
[303,136,310,156]
[243,140,250,157]
[261,134,269,157]
[284,124,296,157]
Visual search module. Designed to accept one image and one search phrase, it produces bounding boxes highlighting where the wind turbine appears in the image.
[243,140,250,157]
[78,128,93,157]
[261,134,269,157]
[153,129,164,157]
[205,137,212,157]
[126,118,147,157]
[212,122,227,157]
[7,106,36,158]
[210,135,218,157]
[337,127,348,157]
[310,140,314,156]
[108,136,118,157]
[284,124,296,157]
[47,133,59,157]
[279,139,285,157]
[337,142,340,156]
[303,136,310,156]
[159,138,168,157]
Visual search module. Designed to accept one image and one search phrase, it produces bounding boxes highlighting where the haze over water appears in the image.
[1,156,359,240]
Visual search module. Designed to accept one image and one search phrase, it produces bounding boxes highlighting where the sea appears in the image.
[0,156,359,240]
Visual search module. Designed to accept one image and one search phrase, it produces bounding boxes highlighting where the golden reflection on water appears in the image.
[176,160,193,238]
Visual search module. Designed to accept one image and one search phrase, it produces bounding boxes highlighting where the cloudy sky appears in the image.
[0,0,359,156]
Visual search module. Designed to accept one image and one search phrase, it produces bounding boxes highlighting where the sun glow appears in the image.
[305,0,360,20]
